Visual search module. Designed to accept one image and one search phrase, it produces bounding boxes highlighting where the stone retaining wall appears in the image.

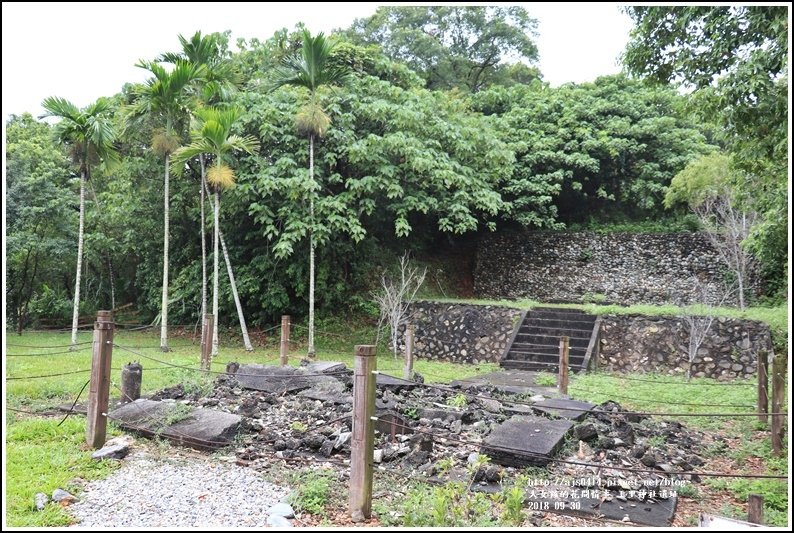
[400,302,522,364]
[598,314,772,379]
[475,231,758,306]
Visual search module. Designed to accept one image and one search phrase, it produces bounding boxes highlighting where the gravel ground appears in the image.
[70,453,290,527]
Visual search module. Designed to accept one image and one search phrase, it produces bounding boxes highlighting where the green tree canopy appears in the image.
[343,6,540,92]
[472,75,714,225]
[623,5,788,296]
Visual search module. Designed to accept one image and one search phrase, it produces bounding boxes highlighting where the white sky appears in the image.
[1,2,633,117]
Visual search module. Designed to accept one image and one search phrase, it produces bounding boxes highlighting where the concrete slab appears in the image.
[526,485,677,526]
[533,398,595,421]
[482,415,573,467]
[108,399,240,449]
[235,364,339,394]
[303,361,347,374]
[376,373,417,390]
[451,371,562,397]
[297,379,351,404]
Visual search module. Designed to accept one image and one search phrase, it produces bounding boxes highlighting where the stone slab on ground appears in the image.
[451,371,562,397]
[376,373,417,390]
[533,398,595,421]
[526,485,677,526]
[297,379,351,404]
[482,415,573,467]
[235,364,339,394]
[303,361,347,374]
[108,399,240,449]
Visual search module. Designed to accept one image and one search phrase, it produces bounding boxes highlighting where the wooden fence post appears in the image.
[403,324,414,381]
[771,354,785,456]
[757,350,768,424]
[200,314,213,371]
[350,345,376,522]
[747,493,764,524]
[120,362,142,403]
[86,310,114,448]
[558,336,569,395]
[280,315,290,367]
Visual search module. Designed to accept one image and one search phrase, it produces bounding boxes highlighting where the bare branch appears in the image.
[372,253,427,358]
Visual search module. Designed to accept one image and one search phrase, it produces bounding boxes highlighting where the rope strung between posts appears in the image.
[373,371,788,418]
[5,341,92,348]
[113,343,350,378]
[5,368,93,380]
[6,346,92,357]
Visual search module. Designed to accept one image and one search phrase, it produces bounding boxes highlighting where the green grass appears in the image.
[568,371,764,430]
[5,417,120,526]
[6,327,496,407]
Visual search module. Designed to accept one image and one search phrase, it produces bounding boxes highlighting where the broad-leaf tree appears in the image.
[345,6,540,91]
[128,59,205,351]
[270,29,350,358]
[171,106,259,356]
[623,5,788,296]
[40,97,118,347]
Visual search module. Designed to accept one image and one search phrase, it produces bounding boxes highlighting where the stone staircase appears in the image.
[501,307,599,373]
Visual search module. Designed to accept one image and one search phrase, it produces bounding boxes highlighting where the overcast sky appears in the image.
[1,2,633,117]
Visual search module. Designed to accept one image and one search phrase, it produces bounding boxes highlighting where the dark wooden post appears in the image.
[280,315,290,367]
[747,493,764,524]
[200,314,213,371]
[86,310,114,448]
[771,354,785,456]
[558,336,569,395]
[350,345,376,522]
[403,324,414,381]
[757,350,769,424]
[120,362,142,403]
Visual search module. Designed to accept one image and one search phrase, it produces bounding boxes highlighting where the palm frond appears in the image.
[270,29,350,93]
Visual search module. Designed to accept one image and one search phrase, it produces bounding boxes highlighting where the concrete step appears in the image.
[506,350,585,364]
[501,359,586,372]
[524,317,597,329]
[509,343,587,356]
[519,326,595,338]
[514,333,590,346]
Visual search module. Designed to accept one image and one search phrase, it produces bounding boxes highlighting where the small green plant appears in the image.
[675,483,699,499]
[435,457,455,476]
[179,373,214,398]
[288,470,332,515]
[581,292,607,304]
[156,403,193,433]
[646,435,667,448]
[534,372,557,387]
[290,421,308,433]
[403,407,419,420]
[501,485,526,525]
[446,393,468,409]
[577,247,594,263]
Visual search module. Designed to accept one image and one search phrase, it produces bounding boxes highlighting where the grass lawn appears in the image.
[4,315,786,526]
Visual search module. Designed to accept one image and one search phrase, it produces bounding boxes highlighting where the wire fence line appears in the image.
[592,373,756,387]
[374,371,788,418]
[112,343,350,379]
[5,341,93,349]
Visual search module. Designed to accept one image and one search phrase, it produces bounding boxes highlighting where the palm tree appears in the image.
[128,59,205,351]
[41,96,118,348]
[271,29,349,358]
[160,32,253,351]
[171,107,259,356]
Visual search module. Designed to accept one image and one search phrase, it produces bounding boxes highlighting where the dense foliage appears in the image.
[6,9,786,330]
[624,5,788,297]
